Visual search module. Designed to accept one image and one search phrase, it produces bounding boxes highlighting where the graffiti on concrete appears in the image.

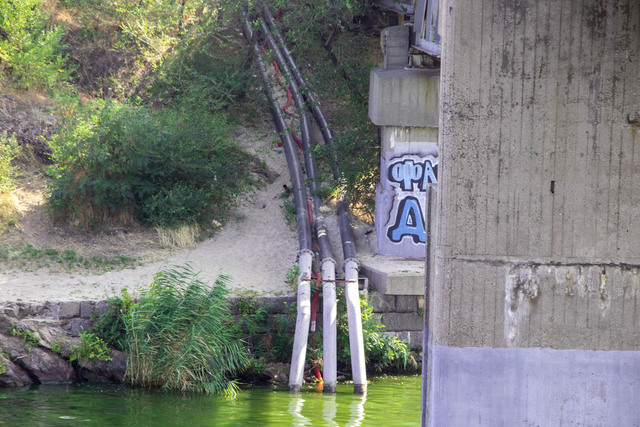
[387,196,426,243]
[384,155,437,246]
[389,158,438,191]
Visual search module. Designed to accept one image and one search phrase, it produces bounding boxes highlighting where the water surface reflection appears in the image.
[0,376,419,426]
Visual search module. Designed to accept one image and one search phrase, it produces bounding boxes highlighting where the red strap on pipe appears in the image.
[291,130,303,149]
[310,286,323,382]
[274,62,282,86]
[284,88,292,113]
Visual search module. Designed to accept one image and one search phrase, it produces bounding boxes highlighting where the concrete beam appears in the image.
[368,68,440,127]
[360,256,424,296]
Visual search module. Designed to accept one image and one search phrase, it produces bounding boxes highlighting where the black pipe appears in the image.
[242,16,312,252]
[314,219,334,265]
[258,20,321,217]
[263,5,340,182]
[264,6,359,268]
[258,18,336,264]
[338,200,357,261]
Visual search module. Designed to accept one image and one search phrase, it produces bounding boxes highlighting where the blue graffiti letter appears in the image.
[387,197,426,244]
[390,160,423,191]
[420,159,438,190]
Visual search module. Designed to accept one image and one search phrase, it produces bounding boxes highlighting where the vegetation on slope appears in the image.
[0,0,386,230]
[263,0,384,219]
[0,0,406,393]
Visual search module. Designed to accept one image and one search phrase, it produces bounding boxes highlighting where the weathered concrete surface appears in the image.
[425,0,640,424]
[431,262,640,350]
[428,346,640,426]
[381,25,410,69]
[370,25,440,259]
[369,68,440,127]
[360,256,424,295]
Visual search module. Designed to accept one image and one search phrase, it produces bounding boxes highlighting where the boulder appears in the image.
[79,349,126,382]
[0,355,33,387]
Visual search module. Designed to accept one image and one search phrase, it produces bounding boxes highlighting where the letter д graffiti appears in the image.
[387,196,426,244]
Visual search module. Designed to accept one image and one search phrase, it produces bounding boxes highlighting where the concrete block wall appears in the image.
[371,293,424,349]
[424,0,640,425]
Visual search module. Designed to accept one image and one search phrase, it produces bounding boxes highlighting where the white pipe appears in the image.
[322,258,337,393]
[289,250,313,391]
[344,259,367,393]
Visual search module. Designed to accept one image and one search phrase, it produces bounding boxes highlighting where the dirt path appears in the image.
[0,120,377,303]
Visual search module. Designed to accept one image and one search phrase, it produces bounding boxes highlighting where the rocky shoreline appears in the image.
[0,300,126,387]
[0,298,298,388]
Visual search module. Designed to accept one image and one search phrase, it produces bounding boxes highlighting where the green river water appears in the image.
[0,375,420,426]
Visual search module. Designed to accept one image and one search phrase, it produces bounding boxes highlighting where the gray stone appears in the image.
[395,296,418,313]
[94,300,109,317]
[408,330,424,349]
[371,292,396,313]
[79,349,126,382]
[0,355,32,387]
[380,312,423,331]
[59,301,80,319]
[261,363,289,384]
[1,334,75,383]
[80,301,95,319]
[66,318,92,336]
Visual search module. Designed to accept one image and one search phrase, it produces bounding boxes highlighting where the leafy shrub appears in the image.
[0,131,19,193]
[90,288,137,351]
[124,266,249,395]
[69,332,113,365]
[47,100,249,229]
[233,297,296,364]
[0,0,70,91]
[336,292,414,373]
[0,131,19,231]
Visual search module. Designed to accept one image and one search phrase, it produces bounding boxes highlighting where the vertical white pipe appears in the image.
[322,258,337,393]
[289,250,313,391]
[344,259,367,393]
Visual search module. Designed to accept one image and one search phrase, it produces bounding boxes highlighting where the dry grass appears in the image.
[156,223,201,248]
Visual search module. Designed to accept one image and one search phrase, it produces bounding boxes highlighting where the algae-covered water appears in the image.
[0,375,420,426]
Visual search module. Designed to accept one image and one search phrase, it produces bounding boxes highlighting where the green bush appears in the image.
[47,100,249,229]
[0,0,70,91]
[336,293,414,373]
[124,266,249,395]
[0,131,19,231]
[0,131,19,193]
[90,288,137,351]
[69,332,113,365]
[233,297,296,364]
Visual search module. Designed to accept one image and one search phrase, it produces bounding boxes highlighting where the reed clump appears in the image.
[124,265,248,396]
